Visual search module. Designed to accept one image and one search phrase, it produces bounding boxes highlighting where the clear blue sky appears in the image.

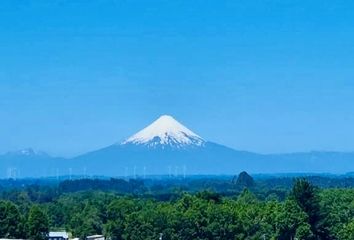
[1,0,354,157]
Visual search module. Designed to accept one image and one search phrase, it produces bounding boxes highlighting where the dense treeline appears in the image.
[2,175,354,192]
[259,176,354,189]
[0,178,353,240]
[58,178,146,194]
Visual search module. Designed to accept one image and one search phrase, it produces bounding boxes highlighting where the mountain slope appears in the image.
[0,149,66,178]
[69,115,258,175]
[70,115,354,175]
[71,144,354,176]
[1,116,354,177]
[70,141,260,176]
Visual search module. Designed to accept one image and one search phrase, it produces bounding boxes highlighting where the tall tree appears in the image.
[27,205,49,240]
[70,204,103,240]
[104,198,138,240]
[277,199,313,240]
[291,179,331,239]
[0,200,24,238]
[0,201,8,237]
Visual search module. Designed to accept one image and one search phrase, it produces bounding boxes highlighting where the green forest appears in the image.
[0,175,353,240]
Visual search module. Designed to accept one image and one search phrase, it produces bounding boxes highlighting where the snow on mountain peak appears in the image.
[122,115,205,148]
[7,148,48,157]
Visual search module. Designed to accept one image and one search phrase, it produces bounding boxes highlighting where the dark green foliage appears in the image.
[59,178,145,194]
[70,205,103,240]
[195,191,222,203]
[27,205,49,240]
[0,200,24,238]
[277,199,311,239]
[0,177,353,239]
[291,179,332,239]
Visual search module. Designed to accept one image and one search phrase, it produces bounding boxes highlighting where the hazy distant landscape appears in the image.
[1,115,354,178]
[1,0,354,239]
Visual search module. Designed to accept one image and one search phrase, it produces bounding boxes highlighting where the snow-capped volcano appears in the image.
[122,115,205,148]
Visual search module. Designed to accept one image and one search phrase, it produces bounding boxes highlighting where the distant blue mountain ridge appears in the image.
[0,116,353,178]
